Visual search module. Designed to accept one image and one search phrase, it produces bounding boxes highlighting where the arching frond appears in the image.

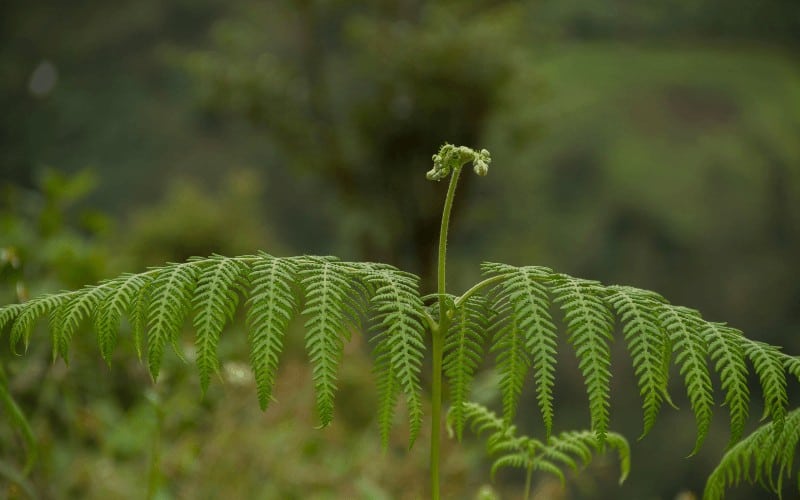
[781,353,800,381]
[298,257,358,427]
[92,273,152,363]
[372,336,400,447]
[741,340,787,429]
[9,294,67,354]
[193,255,248,394]
[0,254,431,442]
[0,304,23,342]
[550,274,614,442]
[245,254,299,411]
[51,283,113,363]
[704,408,800,500]
[477,262,794,463]
[361,263,427,446]
[606,285,671,438]
[144,262,200,380]
[658,304,714,455]
[482,263,558,437]
[490,301,530,425]
[451,402,630,485]
[703,322,750,445]
[444,295,488,440]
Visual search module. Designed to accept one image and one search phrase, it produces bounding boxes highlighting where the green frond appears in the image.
[444,295,488,441]
[454,402,630,486]
[50,283,113,363]
[482,262,558,437]
[245,254,299,410]
[144,262,200,380]
[702,322,750,445]
[704,408,800,500]
[606,285,671,439]
[299,257,360,427]
[193,256,249,394]
[741,340,787,428]
[1,252,432,444]
[373,339,400,447]
[9,294,68,354]
[361,263,427,446]
[782,354,800,381]
[658,305,714,455]
[535,430,630,486]
[0,303,23,337]
[490,303,530,425]
[92,273,152,362]
[550,274,614,442]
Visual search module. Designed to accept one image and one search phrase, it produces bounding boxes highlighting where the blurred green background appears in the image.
[1,0,799,498]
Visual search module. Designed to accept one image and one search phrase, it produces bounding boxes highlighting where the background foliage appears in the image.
[1,0,798,498]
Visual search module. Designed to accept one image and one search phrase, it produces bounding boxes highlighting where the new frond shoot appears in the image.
[1,144,797,499]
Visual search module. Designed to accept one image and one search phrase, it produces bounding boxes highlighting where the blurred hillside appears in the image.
[2,0,799,498]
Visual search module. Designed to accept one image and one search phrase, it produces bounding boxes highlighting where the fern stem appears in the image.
[523,465,534,500]
[454,275,505,308]
[437,167,461,318]
[430,167,462,500]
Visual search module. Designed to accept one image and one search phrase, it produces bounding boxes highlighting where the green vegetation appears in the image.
[2,145,797,499]
[2,1,799,498]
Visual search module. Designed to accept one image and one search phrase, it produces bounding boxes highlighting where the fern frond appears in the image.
[373,338,400,447]
[144,262,200,380]
[606,286,671,438]
[550,274,614,442]
[245,254,299,410]
[482,263,558,437]
[781,353,800,381]
[299,257,360,427]
[704,408,800,500]
[50,284,114,363]
[193,255,248,394]
[0,304,23,340]
[533,430,631,486]
[702,322,750,445]
[93,273,152,362]
[453,402,630,485]
[658,305,714,455]
[741,340,787,428]
[0,253,430,443]
[490,301,530,425]
[9,294,68,354]
[361,263,427,446]
[444,295,488,441]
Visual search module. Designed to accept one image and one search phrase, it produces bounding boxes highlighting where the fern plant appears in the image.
[1,144,798,499]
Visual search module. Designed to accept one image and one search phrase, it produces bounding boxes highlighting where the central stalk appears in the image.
[427,144,490,500]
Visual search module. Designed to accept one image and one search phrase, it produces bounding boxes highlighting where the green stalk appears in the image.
[454,275,505,308]
[430,166,462,500]
[523,465,534,500]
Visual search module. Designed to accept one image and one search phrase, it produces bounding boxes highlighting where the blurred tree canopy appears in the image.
[179,0,526,279]
[2,0,799,498]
